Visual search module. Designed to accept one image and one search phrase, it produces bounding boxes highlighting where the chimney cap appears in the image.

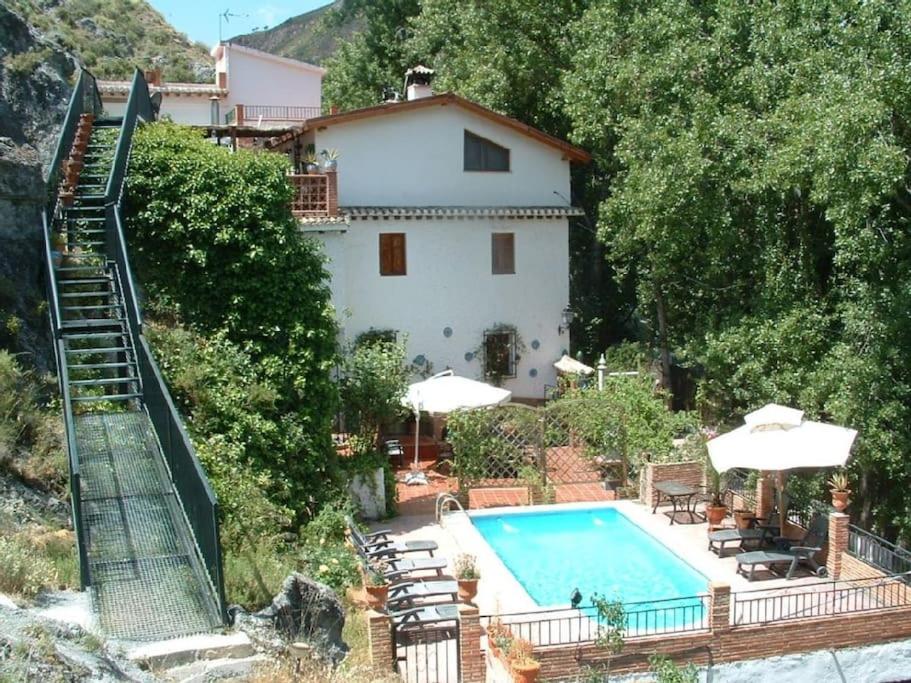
[405,65,434,86]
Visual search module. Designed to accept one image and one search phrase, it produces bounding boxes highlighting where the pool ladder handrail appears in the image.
[435,492,466,523]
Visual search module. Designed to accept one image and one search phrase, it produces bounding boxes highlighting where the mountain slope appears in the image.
[230,1,360,65]
[4,0,213,82]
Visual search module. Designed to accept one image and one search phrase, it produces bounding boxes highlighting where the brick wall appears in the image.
[640,461,704,508]
[468,487,529,509]
[459,605,485,683]
[366,609,394,674]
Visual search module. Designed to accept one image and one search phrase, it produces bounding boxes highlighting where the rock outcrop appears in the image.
[0,4,76,371]
[251,572,349,666]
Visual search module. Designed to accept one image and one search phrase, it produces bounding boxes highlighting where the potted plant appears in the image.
[454,553,480,603]
[486,617,511,661]
[508,638,541,683]
[704,462,728,526]
[320,148,340,172]
[734,509,756,530]
[828,471,851,512]
[361,565,388,610]
[51,231,66,267]
[304,151,320,174]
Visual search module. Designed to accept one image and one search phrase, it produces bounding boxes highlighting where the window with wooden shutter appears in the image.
[484,330,516,378]
[492,232,515,274]
[379,233,407,276]
[464,130,510,172]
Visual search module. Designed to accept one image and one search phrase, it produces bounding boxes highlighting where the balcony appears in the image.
[225,104,322,127]
[289,173,338,218]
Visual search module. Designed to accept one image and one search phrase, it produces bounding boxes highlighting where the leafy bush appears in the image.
[127,123,340,526]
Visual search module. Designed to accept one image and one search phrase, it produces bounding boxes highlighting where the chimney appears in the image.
[404,65,434,101]
[144,68,162,87]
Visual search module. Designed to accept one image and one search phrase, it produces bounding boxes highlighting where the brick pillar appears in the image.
[827,512,850,579]
[367,609,394,675]
[459,604,484,683]
[640,463,655,506]
[709,582,731,633]
[326,171,338,216]
[756,471,774,519]
[234,104,244,126]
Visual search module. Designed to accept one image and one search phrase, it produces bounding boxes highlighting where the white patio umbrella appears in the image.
[553,354,594,376]
[401,370,512,484]
[707,403,858,516]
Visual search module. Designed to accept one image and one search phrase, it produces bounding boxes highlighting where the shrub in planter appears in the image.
[828,471,851,512]
[361,565,388,610]
[454,553,480,602]
[508,638,541,683]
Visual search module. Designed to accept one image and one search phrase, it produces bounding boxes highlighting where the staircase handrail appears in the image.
[105,68,153,203]
[41,212,62,338]
[46,68,101,217]
[102,69,227,622]
[56,337,90,587]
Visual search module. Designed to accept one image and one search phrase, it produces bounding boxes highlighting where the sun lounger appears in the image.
[392,603,460,630]
[347,516,438,557]
[735,514,828,581]
[387,580,459,610]
[356,545,448,580]
[708,512,781,556]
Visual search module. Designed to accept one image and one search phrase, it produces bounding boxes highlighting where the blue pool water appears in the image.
[472,506,707,609]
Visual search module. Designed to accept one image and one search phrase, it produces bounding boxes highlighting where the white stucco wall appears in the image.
[219,45,322,113]
[103,97,213,126]
[313,105,573,207]
[313,217,571,400]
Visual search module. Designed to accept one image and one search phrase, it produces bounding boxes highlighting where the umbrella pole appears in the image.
[413,409,420,468]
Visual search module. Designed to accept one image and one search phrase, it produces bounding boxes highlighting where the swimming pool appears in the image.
[471,505,707,609]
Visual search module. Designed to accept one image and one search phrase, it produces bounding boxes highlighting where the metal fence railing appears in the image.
[103,69,227,622]
[482,594,710,647]
[731,575,911,626]
[848,525,911,576]
[723,468,756,510]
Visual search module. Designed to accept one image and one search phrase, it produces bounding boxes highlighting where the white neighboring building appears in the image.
[273,88,590,400]
[98,43,324,127]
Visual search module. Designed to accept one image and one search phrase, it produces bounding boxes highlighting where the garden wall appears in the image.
[639,460,704,508]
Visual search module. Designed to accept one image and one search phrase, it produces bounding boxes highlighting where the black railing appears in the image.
[137,336,227,617]
[848,525,911,576]
[731,575,911,626]
[724,468,756,510]
[102,69,226,622]
[482,594,710,646]
[46,69,103,217]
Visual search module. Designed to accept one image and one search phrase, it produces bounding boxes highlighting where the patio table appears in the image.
[652,480,705,525]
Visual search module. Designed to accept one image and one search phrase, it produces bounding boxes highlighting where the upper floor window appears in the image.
[464,130,510,172]
[379,233,406,276]
[492,233,515,274]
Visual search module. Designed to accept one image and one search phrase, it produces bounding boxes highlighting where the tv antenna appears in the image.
[218,10,249,43]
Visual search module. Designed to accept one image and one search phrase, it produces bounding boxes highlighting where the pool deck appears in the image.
[371,498,827,617]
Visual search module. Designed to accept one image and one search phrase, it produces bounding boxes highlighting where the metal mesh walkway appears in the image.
[75,412,222,640]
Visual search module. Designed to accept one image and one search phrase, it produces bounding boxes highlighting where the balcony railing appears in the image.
[289,173,337,217]
[226,104,322,126]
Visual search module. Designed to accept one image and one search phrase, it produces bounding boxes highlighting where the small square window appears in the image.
[492,233,515,274]
[379,233,406,276]
[484,330,516,378]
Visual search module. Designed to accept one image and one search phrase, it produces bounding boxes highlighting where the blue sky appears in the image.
[149,1,333,48]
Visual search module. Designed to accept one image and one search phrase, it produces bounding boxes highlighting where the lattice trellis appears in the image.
[450,401,627,491]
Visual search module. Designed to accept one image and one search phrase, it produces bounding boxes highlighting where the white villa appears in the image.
[271,76,590,400]
[98,42,325,127]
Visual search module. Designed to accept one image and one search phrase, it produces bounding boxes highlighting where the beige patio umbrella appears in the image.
[707,404,857,517]
[553,354,594,376]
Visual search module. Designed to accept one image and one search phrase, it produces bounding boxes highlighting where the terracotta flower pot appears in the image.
[364,583,388,610]
[458,578,479,603]
[734,510,756,530]
[511,660,541,683]
[831,490,850,512]
[705,505,727,526]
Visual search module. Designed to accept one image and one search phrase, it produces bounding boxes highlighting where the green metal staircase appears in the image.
[42,70,226,640]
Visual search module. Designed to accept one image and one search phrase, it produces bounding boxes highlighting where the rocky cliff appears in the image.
[0,4,75,371]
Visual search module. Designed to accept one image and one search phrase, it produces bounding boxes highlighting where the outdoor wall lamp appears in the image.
[558,305,575,335]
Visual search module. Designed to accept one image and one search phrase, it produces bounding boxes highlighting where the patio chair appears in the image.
[346,516,438,557]
[386,579,459,611]
[735,514,829,581]
[707,511,781,556]
[392,603,460,630]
